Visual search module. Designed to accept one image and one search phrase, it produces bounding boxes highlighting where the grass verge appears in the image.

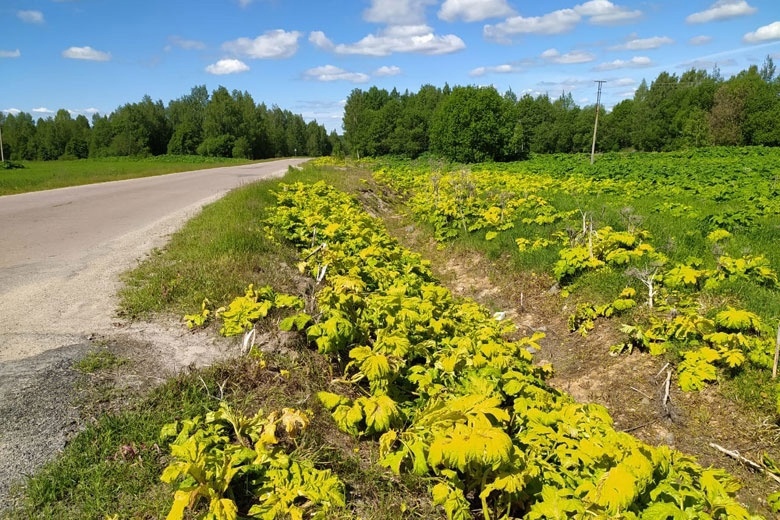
[0,155,255,196]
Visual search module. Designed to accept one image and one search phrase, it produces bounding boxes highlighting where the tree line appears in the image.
[0,85,337,161]
[343,56,780,162]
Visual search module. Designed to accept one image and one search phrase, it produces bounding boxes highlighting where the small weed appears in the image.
[721,366,778,416]
[74,350,126,374]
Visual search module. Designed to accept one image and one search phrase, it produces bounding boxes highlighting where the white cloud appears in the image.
[363,0,437,25]
[167,36,206,51]
[438,0,515,22]
[743,21,780,43]
[680,58,737,69]
[2,108,22,115]
[485,1,640,41]
[238,0,253,6]
[83,108,100,115]
[205,58,250,75]
[303,65,370,83]
[17,10,44,24]
[541,48,595,64]
[374,65,402,76]
[613,77,637,86]
[0,49,21,58]
[62,46,111,61]
[537,78,592,90]
[575,0,642,25]
[594,56,653,70]
[222,30,301,59]
[686,1,757,24]
[310,25,465,56]
[689,35,713,45]
[32,107,55,114]
[469,64,522,76]
[294,100,346,132]
[609,36,673,50]
[309,31,334,51]
[485,9,580,39]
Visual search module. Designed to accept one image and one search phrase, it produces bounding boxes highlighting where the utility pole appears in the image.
[0,121,4,162]
[590,80,606,165]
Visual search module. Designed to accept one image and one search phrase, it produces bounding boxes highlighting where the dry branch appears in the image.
[773,323,780,379]
[709,443,780,485]
[630,386,653,400]
[663,370,672,407]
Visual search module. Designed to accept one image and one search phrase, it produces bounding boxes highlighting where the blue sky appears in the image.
[2,0,779,132]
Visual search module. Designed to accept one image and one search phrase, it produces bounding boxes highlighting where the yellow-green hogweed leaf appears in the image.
[209,497,238,520]
[640,501,687,520]
[317,391,348,411]
[589,450,653,514]
[768,490,780,513]
[526,486,584,520]
[590,464,637,513]
[715,308,762,332]
[360,394,400,433]
[431,482,471,520]
[184,298,211,329]
[279,312,312,332]
[165,489,191,520]
[429,424,513,471]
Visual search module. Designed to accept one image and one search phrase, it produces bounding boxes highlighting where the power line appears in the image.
[591,80,606,165]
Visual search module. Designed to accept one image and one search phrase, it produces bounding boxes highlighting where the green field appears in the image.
[370,147,780,406]
[0,155,254,196]
[8,150,780,519]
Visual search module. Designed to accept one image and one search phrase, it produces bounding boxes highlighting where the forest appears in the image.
[0,85,336,161]
[2,57,778,165]
[343,56,780,162]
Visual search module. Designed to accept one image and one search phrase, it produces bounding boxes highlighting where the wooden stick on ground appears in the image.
[630,386,653,400]
[663,369,672,409]
[773,323,780,379]
[655,362,670,379]
[709,443,780,485]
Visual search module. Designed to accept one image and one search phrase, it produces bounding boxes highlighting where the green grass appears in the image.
[0,155,254,196]
[10,352,429,520]
[119,162,360,319]
[6,364,218,520]
[118,173,298,318]
[74,349,127,374]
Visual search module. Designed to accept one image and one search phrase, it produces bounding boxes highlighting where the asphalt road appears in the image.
[0,158,306,362]
[0,158,306,509]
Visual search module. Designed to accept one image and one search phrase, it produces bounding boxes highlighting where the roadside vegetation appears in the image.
[8,155,780,519]
[3,53,780,519]
[5,164,439,520]
[370,148,780,408]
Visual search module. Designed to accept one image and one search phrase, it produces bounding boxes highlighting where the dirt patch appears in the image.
[0,318,240,512]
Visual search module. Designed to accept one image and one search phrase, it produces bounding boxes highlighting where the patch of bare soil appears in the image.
[0,318,240,512]
[356,181,780,517]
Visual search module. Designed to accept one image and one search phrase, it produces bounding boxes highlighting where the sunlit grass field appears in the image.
[0,155,254,196]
